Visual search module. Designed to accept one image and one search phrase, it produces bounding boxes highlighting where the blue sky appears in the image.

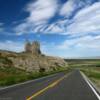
[0,0,100,58]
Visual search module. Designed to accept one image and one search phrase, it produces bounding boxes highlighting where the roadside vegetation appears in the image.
[81,67,100,88]
[0,54,70,87]
[66,59,100,89]
[0,65,70,87]
[0,57,100,88]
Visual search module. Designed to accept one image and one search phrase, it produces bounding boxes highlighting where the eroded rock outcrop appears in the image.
[0,41,68,72]
[25,41,41,55]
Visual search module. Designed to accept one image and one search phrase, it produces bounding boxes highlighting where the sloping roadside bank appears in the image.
[0,67,71,88]
[80,68,100,93]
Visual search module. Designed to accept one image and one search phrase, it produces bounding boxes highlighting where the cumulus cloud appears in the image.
[15,0,58,34]
[26,0,58,23]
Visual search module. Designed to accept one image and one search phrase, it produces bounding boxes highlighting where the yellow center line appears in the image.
[26,74,67,100]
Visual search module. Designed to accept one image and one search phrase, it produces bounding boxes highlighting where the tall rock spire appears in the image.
[31,41,41,55]
[25,40,32,53]
[25,40,41,55]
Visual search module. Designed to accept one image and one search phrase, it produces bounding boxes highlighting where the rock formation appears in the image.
[0,41,68,72]
[25,41,32,53]
[25,41,41,55]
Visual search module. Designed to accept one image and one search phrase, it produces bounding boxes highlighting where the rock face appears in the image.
[25,41,41,55]
[0,41,68,72]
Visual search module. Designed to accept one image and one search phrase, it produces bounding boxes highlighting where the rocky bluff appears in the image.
[0,41,68,72]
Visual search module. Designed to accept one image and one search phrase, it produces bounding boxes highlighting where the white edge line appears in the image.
[0,72,63,91]
[80,71,100,100]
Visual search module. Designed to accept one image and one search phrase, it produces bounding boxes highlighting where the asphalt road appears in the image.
[0,70,99,100]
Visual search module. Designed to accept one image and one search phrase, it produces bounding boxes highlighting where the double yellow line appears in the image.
[26,74,67,100]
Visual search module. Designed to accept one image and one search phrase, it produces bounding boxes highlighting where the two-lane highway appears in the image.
[0,70,99,100]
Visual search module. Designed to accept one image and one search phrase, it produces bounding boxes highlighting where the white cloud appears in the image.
[26,0,58,23]
[54,1,100,35]
[44,23,65,33]
[74,2,100,19]
[56,35,100,50]
[0,41,24,52]
[40,35,100,58]
[66,2,100,34]
[15,0,100,36]
[15,0,58,34]
[60,0,75,17]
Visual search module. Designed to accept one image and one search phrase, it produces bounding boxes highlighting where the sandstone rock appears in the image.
[0,41,68,72]
[25,41,41,55]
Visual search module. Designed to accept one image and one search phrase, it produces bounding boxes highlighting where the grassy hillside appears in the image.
[81,67,100,88]
[0,66,28,86]
[0,51,69,87]
[1,57,99,87]
[0,56,69,86]
[0,66,69,86]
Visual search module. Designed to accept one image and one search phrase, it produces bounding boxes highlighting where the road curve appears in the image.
[0,70,99,100]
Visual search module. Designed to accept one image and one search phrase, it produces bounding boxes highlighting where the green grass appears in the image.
[1,58,100,87]
[0,66,70,87]
[0,56,70,86]
[66,59,100,88]
[68,60,100,78]
[80,67,100,79]
[80,67,100,88]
